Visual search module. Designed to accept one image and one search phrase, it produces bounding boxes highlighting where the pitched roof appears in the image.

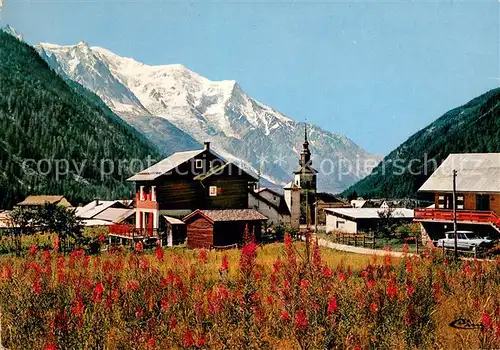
[193,162,257,181]
[75,200,126,219]
[183,209,268,223]
[256,187,283,197]
[17,195,70,207]
[418,153,500,193]
[94,208,135,223]
[249,191,291,216]
[127,149,205,182]
[324,208,414,220]
[163,215,185,225]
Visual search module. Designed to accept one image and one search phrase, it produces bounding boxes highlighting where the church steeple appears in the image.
[300,123,311,168]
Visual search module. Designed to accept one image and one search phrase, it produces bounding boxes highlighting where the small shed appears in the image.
[183,209,268,249]
[163,215,186,246]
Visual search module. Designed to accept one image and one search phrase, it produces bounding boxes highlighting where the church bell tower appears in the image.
[293,124,317,225]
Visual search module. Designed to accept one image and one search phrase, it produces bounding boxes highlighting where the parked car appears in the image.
[436,231,494,251]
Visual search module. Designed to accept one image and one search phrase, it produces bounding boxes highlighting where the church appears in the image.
[284,125,318,228]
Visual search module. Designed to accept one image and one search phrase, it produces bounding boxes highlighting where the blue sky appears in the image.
[2,0,499,155]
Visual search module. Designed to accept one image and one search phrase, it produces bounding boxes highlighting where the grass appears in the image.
[0,237,498,348]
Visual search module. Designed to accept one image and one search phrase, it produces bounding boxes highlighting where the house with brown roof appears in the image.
[183,209,267,249]
[17,195,72,208]
[249,188,291,227]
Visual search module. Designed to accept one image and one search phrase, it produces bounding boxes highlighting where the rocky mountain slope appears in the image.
[37,41,381,192]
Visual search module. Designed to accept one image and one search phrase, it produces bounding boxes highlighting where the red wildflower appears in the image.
[322,266,333,278]
[386,281,398,299]
[53,235,60,252]
[29,245,38,257]
[300,279,310,289]
[406,283,416,297]
[366,280,376,289]
[280,310,291,322]
[312,238,322,268]
[294,310,309,331]
[146,337,155,350]
[220,255,229,272]
[482,311,493,330]
[4,264,13,279]
[198,334,205,347]
[135,307,144,319]
[369,302,378,313]
[44,345,56,350]
[327,296,338,314]
[98,234,106,244]
[135,241,144,253]
[71,298,85,317]
[93,282,104,303]
[183,329,194,347]
[338,272,346,281]
[127,280,140,292]
[239,242,257,274]
[199,249,208,264]
[169,315,177,329]
[155,246,164,262]
[161,297,169,311]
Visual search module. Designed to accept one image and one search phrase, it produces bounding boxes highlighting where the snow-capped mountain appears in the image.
[36,41,381,192]
[1,25,23,41]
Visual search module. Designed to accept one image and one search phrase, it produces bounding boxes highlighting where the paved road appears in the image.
[312,236,417,258]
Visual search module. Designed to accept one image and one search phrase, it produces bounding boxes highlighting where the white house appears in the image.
[249,188,291,227]
[325,208,414,234]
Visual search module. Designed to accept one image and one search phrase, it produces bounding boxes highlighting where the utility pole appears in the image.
[314,193,318,233]
[453,169,458,260]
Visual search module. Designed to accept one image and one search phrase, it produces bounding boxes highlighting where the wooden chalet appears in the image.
[183,209,267,249]
[414,153,500,242]
[111,142,263,246]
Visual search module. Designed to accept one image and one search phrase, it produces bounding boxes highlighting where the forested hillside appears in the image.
[344,88,500,199]
[0,31,160,208]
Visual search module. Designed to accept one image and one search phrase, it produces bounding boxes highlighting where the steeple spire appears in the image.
[304,123,308,143]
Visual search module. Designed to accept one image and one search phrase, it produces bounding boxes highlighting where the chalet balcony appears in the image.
[109,224,161,239]
[414,208,500,228]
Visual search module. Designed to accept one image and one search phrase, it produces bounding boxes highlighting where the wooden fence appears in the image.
[331,232,376,249]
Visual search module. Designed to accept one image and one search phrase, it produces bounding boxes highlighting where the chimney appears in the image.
[95,198,99,206]
[204,142,210,151]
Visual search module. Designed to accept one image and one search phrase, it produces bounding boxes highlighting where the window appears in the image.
[209,186,217,196]
[476,194,490,211]
[336,220,345,228]
[151,186,156,202]
[140,186,145,201]
[438,193,464,209]
[195,159,203,170]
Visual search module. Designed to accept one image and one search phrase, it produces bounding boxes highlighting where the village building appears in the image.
[17,195,72,208]
[75,199,135,227]
[314,193,351,225]
[117,142,264,247]
[414,153,500,242]
[248,188,291,226]
[183,209,267,249]
[325,207,414,234]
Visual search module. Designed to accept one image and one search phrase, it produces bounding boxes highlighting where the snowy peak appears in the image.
[36,41,382,192]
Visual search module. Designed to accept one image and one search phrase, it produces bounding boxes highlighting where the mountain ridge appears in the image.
[36,41,382,193]
[343,88,500,199]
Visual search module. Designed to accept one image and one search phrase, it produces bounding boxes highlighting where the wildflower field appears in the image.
[0,236,499,349]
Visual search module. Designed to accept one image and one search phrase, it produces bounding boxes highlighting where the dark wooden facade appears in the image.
[134,148,256,212]
[184,210,265,249]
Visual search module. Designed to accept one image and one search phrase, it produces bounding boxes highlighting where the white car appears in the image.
[436,231,494,251]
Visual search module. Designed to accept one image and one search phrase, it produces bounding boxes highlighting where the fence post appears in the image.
[372,233,376,249]
[363,235,366,248]
[415,235,419,255]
